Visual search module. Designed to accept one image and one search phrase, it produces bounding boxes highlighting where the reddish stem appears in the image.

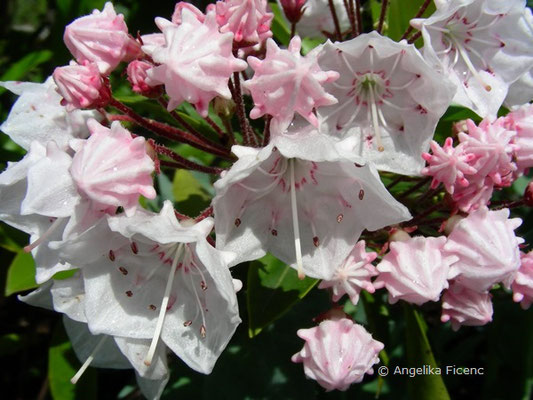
[327,0,343,41]
[377,0,388,34]
[263,115,272,147]
[230,71,258,147]
[408,31,422,44]
[195,205,214,222]
[204,115,226,138]
[343,0,357,37]
[155,144,224,174]
[290,22,297,39]
[355,0,363,35]
[398,177,431,200]
[400,0,431,41]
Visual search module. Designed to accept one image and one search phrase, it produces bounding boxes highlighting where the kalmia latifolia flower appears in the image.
[512,251,533,309]
[215,0,273,45]
[441,282,493,331]
[143,10,247,116]
[64,2,141,75]
[411,0,533,118]
[318,240,377,305]
[291,318,384,391]
[53,62,110,111]
[444,207,524,292]
[374,236,458,305]
[244,36,339,131]
[317,32,454,175]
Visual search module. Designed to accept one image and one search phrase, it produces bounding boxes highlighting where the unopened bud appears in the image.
[127,60,162,98]
[279,0,307,24]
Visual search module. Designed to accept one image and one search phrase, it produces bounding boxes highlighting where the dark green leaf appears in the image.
[5,251,37,296]
[404,305,450,400]
[387,0,436,42]
[247,254,318,337]
[0,50,53,93]
[172,169,211,216]
[269,2,290,46]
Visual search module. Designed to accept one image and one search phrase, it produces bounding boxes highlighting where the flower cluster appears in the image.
[1,0,533,397]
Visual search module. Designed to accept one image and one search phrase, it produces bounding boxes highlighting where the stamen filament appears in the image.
[71,336,107,384]
[144,243,184,366]
[24,218,64,253]
[289,159,305,280]
[368,85,385,152]
[452,37,491,91]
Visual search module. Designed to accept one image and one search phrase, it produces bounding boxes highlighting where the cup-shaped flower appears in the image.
[144,10,247,116]
[213,132,411,280]
[318,240,377,305]
[244,36,339,132]
[291,318,383,391]
[512,251,533,309]
[80,202,241,374]
[215,0,273,46]
[70,119,156,216]
[411,0,533,118]
[374,236,457,305]
[441,282,493,331]
[0,77,98,151]
[316,32,454,175]
[64,2,141,75]
[444,207,523,292]
[53,62,110,112]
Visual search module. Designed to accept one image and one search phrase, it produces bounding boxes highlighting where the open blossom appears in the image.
[444,207,523,292]
[374,236,457,305]
[53,62,110,111]
[291,318,383,391]
[0,77,98,151]
[295,0,350,38]
[215,0,273,45]
[244,36,339,131]
[441,283,493,331]
[317,32,454,175]
[421,137,477,194]
[318,240,377,305]
[144,10,247,116]
[213,132,411,280]
[76,202,241,374]
[411,0,533,118]
[64,2,140,75]
[512,251,533,309]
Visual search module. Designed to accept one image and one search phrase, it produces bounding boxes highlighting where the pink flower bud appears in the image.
[279,0,307,24]
[64,2,141,75]
[291,318,383,391]
[512,251,533,309]
[441,283,493,331]
[53,62,110,111]
[126,60,162,98]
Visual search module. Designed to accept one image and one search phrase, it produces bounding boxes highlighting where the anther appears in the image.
[234,218,241,227]
[337,214,344,223]
[119,267,128,275]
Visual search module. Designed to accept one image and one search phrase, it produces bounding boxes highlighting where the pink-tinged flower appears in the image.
[213,138,411,280]
[317,32,454,175]
[244,36,339,132]
[374,236,457,305]
[451,175,494,213]
[279,0,307,24]
[295,0,350,38]
[411,0,533,118]
[422,137,477,194]
[53,62,110,112]
[126,60,162,98]
[318,241,377,305]
[172,2,206,24]
[444,207,523,292]
[512,251,533,309]
[458,119,517,186]
[70,119,156,216]
[291,318,383,391]
[64,2,141,75]
[441,283,493,331]
[506,70,533,108]
[0,77,98,150]
[78,202,240,374]
[215,0,273,46]
[504,104,533,175]
[144,10,247,116]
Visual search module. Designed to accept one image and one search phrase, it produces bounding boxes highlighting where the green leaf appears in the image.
[387,0,436,42]
[0,223,22,253]
[404,305,450,400]
[173,169,211,216]
[269,2,290,46]
[49,323,97,400]
[0,50,53,93]
[0,333,23,357]
[247,254,318,338]
[5,251,37,296]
